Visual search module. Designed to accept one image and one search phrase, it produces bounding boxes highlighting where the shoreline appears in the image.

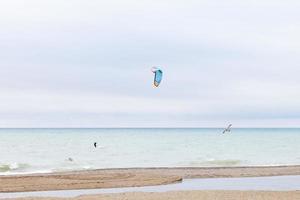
[3,164,300,177]
[6,191,300,200]
[1,165,300,193]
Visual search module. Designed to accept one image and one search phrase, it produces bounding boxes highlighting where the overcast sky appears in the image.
[0,0,300,127]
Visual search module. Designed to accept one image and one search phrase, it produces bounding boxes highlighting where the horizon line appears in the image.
[0,127,299,129]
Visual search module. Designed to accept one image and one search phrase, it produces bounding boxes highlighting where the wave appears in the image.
[0,163,31,173]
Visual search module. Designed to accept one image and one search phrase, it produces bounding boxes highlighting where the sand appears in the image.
[0,171,181,193]
[1,165,300,193]
[1,166,300,199]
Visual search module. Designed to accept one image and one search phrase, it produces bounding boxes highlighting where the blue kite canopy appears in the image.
[152,67,163,87]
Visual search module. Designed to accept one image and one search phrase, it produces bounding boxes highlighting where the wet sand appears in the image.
[1,166,300,193]
[0,170,182,193]
[2,175,300,199]
[1,166,300,199]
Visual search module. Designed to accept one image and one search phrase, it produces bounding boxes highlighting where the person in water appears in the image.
[94,142,97,148]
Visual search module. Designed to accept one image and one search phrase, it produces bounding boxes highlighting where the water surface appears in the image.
[0,128,299,174]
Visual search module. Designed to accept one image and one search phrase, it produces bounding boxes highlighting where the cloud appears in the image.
[0,0,299,127]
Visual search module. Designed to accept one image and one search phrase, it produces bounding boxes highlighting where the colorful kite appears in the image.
[151,67,163,87]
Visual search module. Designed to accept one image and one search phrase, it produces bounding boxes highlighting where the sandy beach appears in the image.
[1,165,300,193]
[1,166,300,199]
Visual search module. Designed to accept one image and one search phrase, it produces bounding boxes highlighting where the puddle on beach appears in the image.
[1,175,300,199]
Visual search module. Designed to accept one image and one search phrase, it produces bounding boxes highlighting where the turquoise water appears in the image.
[0,128,299,175]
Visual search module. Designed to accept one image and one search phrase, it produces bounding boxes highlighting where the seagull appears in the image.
[223,124,232,134]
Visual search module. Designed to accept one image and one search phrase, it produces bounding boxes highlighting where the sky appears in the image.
[0,0,300,127]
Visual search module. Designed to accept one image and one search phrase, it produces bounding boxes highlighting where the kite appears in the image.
[151,67,163,87]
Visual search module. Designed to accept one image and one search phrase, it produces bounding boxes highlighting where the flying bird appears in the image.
[223,124,232,134]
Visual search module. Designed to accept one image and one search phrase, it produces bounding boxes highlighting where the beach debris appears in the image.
[223,124,232,134]
[94,142,97,148]
[151,67,163,87]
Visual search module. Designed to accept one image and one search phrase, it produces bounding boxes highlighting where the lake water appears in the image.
[0,128,299,175]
